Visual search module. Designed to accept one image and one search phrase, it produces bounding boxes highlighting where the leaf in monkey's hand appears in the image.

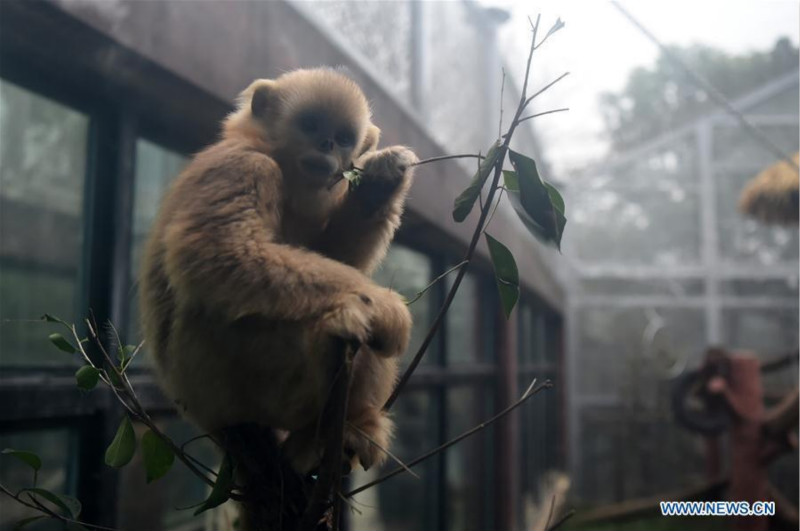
[194,453,234,515]
[343,169,363,187]
[105,415,136,468]
[452,141,504,222]
[507,150,567,250]
[485,233,519,318]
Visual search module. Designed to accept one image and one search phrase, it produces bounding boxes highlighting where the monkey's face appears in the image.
[284,106,361,186]
[246,70,375,188]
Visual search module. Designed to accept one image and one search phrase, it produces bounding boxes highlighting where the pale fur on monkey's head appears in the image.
[223,67,375,151]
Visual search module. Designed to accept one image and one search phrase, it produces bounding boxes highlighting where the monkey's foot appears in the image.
[344,412,394,471]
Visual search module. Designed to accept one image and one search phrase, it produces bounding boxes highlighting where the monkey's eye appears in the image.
[298,113,320,135]
[335,130,356,148]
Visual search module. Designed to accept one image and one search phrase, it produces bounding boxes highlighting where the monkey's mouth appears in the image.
[300,155,337,179]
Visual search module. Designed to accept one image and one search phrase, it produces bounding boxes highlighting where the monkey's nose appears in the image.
[318,139,334,153]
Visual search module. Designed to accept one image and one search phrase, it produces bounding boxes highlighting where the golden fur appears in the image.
[139,68,416,472]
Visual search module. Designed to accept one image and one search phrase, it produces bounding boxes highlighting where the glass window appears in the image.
[518,301,546,366]
[349,389,441,531]
[0,80,89,366]
[445,385,493,531]
[445,273,481,364]
[126,139,187,352]
[373,245,436,367]
[0,428,78,529]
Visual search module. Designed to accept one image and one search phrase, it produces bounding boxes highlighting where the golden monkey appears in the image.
[139,68,416,473]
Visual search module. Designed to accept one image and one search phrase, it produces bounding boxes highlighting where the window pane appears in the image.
[445,273,480,364]
[0,79,89,366]
[126,139,187,358]
[374,245,436,367]
[519,302,546,366]
[0,428,78,530]
[350,389,441,531]
[518,373,560,527]
[445,385,493,531]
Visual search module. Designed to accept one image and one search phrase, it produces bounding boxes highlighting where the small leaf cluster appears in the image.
[1,448,85,529]
[25,315,235,520]
[451,146,566,318]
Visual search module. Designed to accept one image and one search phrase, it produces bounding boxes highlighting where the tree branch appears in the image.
[353,379,551,496]
[298,340,356,531]
[384,15,547,411]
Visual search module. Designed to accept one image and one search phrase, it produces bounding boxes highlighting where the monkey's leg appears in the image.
[342,351,398,471]
[282,349,398,474]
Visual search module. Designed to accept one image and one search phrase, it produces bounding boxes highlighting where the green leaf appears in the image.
[502,170,519,193]
[48,333,76,354]
[118,344,136,367]
[75,366,100,391]
[141,429,175,483]
[13,516,47,530]
[1,449,42,471]
[40,314,69,326]
[343,169,363,187]
[452,141,504,222]
[65,523,90,531]
[20,488,81,518]
[543,181,565,215]
[507,150,567,250]
[543,17,566,40]
[105,416,136,468]
[485,234,520,318]
[194,453,234,515]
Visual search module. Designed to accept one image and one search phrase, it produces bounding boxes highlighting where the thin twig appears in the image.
[546,509,576,531]
[348,423,419,479]
[483,188,506,233]
[353,379,551,497]
[515,107,570,126]
[523,72,570,109]
[405,260,468,306]
[411,153,486,167]
[498,67,506,138]
[384,15,544,411]
[0,483,121,531]
[544,494,557,529]
[298,342,355,531]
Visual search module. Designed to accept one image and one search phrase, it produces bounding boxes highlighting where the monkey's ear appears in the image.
[356,124,381,158]
[248,79,279,120]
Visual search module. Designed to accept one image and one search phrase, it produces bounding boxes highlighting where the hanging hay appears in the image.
[738,152,799,225]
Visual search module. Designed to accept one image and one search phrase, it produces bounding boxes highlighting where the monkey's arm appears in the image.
[317,147,417,274]
[161,151,391,329]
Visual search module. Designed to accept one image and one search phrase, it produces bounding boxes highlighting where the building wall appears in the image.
[0,2,566,530]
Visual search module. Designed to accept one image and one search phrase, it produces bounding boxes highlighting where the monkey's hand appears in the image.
[352,146,417,217]
[320,286,411,358]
